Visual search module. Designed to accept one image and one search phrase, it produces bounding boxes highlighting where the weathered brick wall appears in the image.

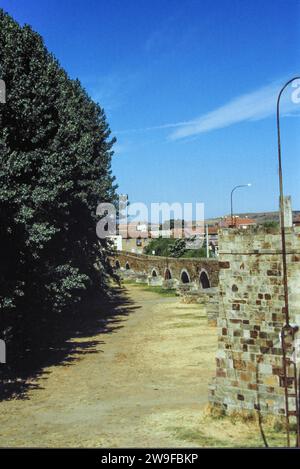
[112,251,219,287]
[202,288,219,326]
[209,226,300,415]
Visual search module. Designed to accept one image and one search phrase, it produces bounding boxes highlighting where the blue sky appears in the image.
[1,0,300,219]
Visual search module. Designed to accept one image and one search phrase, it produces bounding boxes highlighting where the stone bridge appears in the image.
[111,251,219,289]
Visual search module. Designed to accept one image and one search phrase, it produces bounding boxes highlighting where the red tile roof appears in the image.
[218,217,256,228]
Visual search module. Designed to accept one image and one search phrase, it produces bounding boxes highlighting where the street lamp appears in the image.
[277,77,300,326]
[230,183,251,226]
[276,76,300,448]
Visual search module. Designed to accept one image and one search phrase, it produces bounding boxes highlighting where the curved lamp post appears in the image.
[277,77,300,325]
[277,76,300,448]
[230,184,251,226]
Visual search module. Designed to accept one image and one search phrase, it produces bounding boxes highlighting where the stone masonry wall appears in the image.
[209,226,300,415]
[112,251,220,287]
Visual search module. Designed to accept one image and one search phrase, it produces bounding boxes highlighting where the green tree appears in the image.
[169,239,186,258]
[0,10,117,331]
[143,237,176,257]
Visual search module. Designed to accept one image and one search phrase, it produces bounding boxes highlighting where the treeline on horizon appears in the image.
[0,10,118,370]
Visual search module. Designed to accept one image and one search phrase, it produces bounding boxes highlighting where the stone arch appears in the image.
[125,262,130,270]
[164,268,172,280]
[199,270,210,289]
[151,268,159,277]
[180,269,190,284]
[115,259,121,269]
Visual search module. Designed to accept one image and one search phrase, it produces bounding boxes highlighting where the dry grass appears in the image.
[0,285,291,447]
[166,404,289,448]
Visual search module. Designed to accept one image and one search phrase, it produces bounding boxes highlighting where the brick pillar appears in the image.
[209,226,300,415]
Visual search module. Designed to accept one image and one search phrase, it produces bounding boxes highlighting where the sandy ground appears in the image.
[0,285,217,448]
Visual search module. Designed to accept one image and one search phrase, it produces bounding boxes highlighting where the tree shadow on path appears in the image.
[0,286,140,401]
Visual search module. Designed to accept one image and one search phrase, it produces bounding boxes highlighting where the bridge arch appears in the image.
[151,268,159,277]
[199,269,210,289]
[164,268,172,280]
[115,259,121,269]
[180,269,190,284]
[108,252,219,287]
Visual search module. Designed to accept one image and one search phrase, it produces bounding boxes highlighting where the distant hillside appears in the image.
[206,211,300,225]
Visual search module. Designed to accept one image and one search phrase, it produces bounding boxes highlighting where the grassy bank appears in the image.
[122,279,177,297]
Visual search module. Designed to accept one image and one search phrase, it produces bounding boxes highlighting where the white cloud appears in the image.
[169,79,300,140]
[113,78,300,140]
[114,121,185,135]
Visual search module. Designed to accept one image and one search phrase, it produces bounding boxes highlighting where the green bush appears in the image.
[262,221,279,229]
[181,248,207,258]
[143,237,207,258]
[143,237,176,256]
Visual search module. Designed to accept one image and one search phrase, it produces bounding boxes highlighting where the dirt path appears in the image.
[0,285,217,447]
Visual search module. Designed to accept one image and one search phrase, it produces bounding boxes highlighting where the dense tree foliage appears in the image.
[0,10,117,340]
[143,237,176,257]
[143,237,207,258]
[168,239,186,258]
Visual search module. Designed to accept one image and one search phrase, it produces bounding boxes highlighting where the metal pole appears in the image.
[277,77,300,326]
[206,224,209,258]
[230,189,234,226]
[276,76,300,448]
[230,184,251,226]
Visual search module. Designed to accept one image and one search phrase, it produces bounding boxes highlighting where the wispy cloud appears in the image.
[82,72,140,114]
[114,121,185,135]
[114,78,300,140]
[169,79,300,140]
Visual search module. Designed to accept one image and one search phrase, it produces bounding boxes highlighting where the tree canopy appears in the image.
[0,10,117,339]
